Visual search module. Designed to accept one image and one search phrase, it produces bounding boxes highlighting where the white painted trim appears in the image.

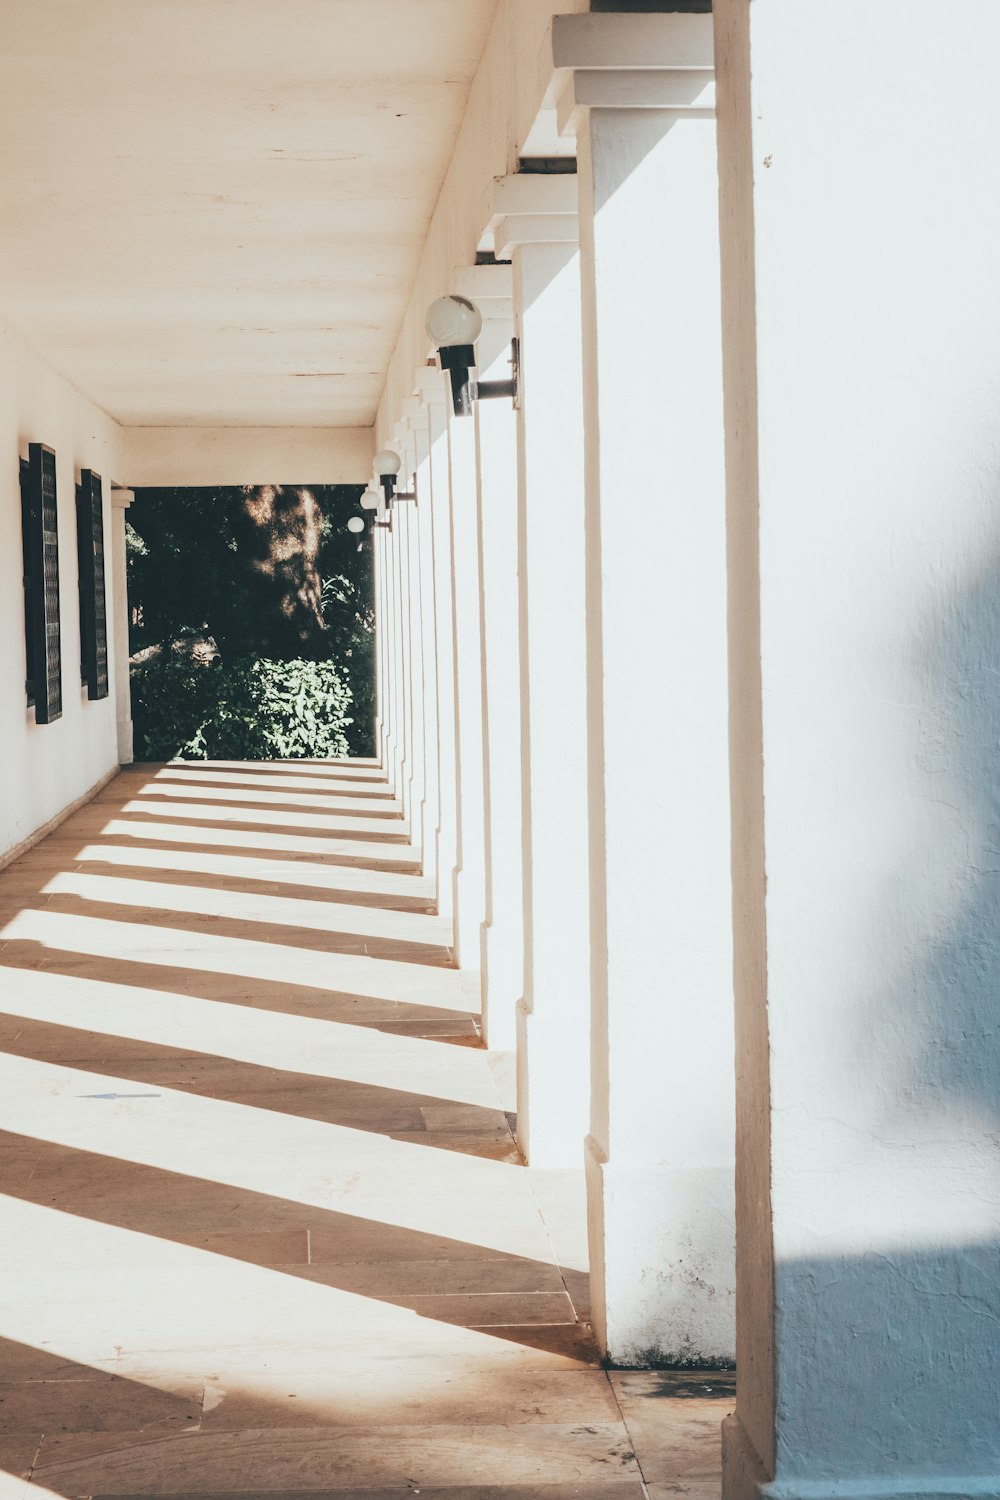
[552,11,714,72]
[495,213,579,261]
[451,265,513,302]
[556,69,715,138]
[0,765,120,872]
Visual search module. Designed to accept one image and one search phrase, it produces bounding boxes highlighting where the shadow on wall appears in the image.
[746,548,1000,1484]
[126,485,375,759]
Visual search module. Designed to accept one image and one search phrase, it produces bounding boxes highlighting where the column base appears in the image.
[117,720,134,764]
[585,1135,735,1367]
[723,1417,1000,1500]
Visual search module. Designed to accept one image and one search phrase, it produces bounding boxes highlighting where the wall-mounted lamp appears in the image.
[374,448,401,506]
[373,449,417,506]
[346,515,365,535]
[425,294,519,417]
[360,487,381,511]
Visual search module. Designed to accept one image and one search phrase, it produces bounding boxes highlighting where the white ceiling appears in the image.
[0,0,499,427]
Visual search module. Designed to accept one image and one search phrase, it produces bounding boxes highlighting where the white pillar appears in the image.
[392,424,421,833]
[391,496,408,800]
[558,11,736,1364]
[713,2,1000,1495]
[446,338,487,971]
[373,519,388,766]
[421,372,457,921]
[472,279,524,1051]
[491,180,592,1166]
[110,486,134,764]
[402,395,438,884]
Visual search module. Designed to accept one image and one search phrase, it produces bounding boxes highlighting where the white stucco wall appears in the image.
[716,0,1000,1492]
[0,320,125,860]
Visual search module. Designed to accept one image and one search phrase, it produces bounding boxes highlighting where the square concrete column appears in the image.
[714,2,1000,1494]
[391,427,421,832]
[391,492,410,806]
[383,506,403,794]
[489,179,591,1166]
[469,272,524,1051]
[374,503,398,783]
[557,11,736,1364]
[445,330,487,971]
[110,486,134,765]
[373,512,389,767]
[401,395,438,884]
[419,371,458,920]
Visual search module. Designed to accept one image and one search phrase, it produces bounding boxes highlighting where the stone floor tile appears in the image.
[88,1488,647,1500]
[0,763,724,1497]
[193,1369,622,1431]
[32,1422,640,1492]
[0,1435,42,1478]
[609,1371,732,1487]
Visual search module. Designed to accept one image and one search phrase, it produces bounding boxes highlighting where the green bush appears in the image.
[132,656,354,761]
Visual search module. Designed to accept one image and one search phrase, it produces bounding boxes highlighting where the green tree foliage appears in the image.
[127,484,374,754]
[131,656,355,761]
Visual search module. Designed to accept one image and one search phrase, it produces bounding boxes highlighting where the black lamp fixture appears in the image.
[373,448,417,507]
[425,295,519,417]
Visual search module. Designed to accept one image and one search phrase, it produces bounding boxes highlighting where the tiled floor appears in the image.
[0,761,732,1498]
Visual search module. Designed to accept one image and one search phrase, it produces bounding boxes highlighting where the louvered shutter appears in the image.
[23,444,62,724]
[77,469,109,700]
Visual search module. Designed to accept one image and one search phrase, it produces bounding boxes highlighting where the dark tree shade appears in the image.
[127,483,375,755]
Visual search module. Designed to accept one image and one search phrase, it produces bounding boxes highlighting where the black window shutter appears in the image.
[77,469,109,700]
[24,443,62,724]
[19,459,34,706]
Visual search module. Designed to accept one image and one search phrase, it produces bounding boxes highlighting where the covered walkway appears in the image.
[0,762,728,1498]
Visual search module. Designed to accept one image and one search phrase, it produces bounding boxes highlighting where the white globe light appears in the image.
[374,448,401,476]
[360,487,381,510]
[346,515,365,534]
[425,294,483,348]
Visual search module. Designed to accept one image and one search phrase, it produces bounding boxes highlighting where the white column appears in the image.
[403,393,440,889]
[473,283,523,1052]
[391,496,408,801]
[489,180,592,1166]
[373,519,388,766]
[557,11,736,1364]
[110,486,134,764]
[713,3,1000,1495]
[446,340,487,971]
[421,372,457,922]
[392,423,421,832]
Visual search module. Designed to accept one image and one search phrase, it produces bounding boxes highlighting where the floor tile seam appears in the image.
[604,1372,653,1499]
[523,1172,585,1327]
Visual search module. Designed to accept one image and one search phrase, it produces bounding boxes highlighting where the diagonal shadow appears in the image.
[0,1336,204,1435]
[0,1129,592,1352]
[110,809,412,845]
[124,786,407,820]
[74,830,421,874]
[0,1015,505,1155]
[51,858,436,915]
[0,945,478,1042]
[146,774,402,801]
[157,762,389,785]
[24,892,455,970]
